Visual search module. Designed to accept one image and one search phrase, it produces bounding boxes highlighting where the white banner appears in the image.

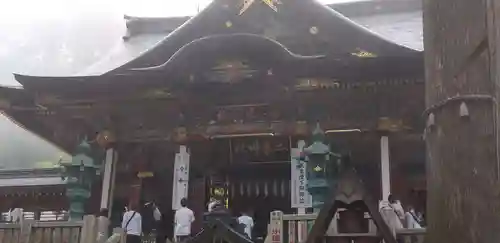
[172,146,190,210]
[290,140,313,208]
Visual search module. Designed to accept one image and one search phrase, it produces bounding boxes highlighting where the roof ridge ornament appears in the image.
[239,0,281,15]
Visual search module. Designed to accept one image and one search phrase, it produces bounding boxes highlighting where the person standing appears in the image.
[121,204,142,243]
[388,194,405,223]
[151,202,164,243]
[405,206,422,229]
[237,210,254,239]
[379,196,403,237]
[8,202,23,223]
[207,197,218,212]
[174,198,195,243]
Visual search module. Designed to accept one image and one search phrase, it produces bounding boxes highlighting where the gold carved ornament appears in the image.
[239,0,281,15]
[96,130,116,148]
[351,49,377,58]
[173,127,188,143]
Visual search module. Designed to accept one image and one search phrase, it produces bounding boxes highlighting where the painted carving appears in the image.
[239,0,281,15]
[351,48,377,58]
[173,127,188,143]
[206,60,257,83]
[232,137,289,163]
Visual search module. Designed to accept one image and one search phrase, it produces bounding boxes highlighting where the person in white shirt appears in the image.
[174,198,195,243]
[379,196,403,237]
[389,195,405,222]
[8,202,23,223]
[207,198,218,212]
[405,206,422,229]
[121,204,142,243]
[237,210,254,239]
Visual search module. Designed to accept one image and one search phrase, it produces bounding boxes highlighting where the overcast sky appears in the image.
[1,0,360,19]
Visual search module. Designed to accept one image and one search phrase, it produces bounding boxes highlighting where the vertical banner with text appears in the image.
[291,140,313,208]
[172,146,190,210]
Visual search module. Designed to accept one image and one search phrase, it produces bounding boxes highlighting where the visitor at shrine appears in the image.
[388,194,405,222]
[405,206,422,229]
[8,202,23,223]
[174,198,195,243]
[152,202,164,243]
[141,201,161,237]
[237,209,254,239]
[379,195,403,237]
[121,203,142,243]
[207,197,218,212]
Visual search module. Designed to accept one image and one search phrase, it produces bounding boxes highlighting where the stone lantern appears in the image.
[299,124,342,210]
[60,139,102,220]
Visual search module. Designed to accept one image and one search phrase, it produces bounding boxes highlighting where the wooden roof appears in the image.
[108,0,419,73]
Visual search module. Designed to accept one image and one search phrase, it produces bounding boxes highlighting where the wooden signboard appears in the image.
[231,137,290,163]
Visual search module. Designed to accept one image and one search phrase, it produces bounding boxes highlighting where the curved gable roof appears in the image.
[107,0,419,74]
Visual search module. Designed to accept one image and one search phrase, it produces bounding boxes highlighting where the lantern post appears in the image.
[60,139,102,220]
[299,124,342,211]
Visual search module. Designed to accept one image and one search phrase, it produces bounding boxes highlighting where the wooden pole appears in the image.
[424,0,500,242]
[379,135,391,201]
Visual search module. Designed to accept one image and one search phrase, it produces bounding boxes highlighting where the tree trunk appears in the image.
[424,0,500,242]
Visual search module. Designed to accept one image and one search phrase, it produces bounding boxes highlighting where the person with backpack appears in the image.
[237,209,254,239]
[122,203,142,243]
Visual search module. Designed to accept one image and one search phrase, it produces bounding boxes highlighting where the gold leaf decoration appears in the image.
[351,49,377,58]
[239,0,280,15]
[295,78,341,90]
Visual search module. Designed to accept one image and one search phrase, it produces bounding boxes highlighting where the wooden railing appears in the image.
[0,215,125,243]
[266,210,426,243]
[0,220,82,243]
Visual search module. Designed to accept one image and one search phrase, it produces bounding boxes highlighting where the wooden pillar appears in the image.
[380,135,391,201]
[424,0,500,241]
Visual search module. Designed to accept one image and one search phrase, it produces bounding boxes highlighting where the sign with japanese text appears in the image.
[291,140,313,208]
[172,146,190,210]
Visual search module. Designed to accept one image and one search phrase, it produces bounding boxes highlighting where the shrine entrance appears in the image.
[197,135,297,238]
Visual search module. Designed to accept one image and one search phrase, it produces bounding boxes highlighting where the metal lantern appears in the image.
[60,139,102,220]
[299,124,342,210]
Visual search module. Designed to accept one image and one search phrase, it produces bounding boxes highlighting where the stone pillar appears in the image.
[424,0,500,241]
[380,135,391,201]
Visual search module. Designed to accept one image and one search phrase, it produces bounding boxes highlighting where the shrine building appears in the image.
[0,0,424,236]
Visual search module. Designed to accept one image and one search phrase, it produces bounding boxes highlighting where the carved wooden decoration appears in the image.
[173,127,188,143]
[305,167,397,243]
[239,0,280,15]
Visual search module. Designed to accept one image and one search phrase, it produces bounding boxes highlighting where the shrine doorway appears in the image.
[227,162,293,239]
